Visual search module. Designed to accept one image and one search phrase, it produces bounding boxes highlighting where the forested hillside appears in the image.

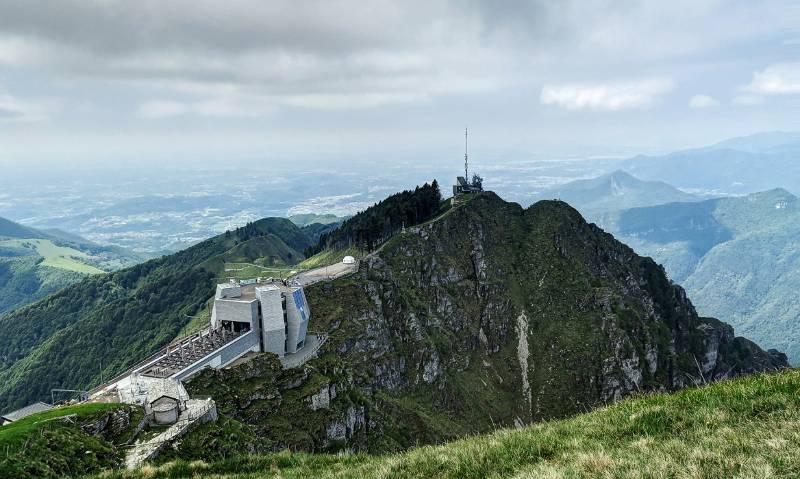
[0,217,314,411]
[0,217,149,315]
[307,181,441,254]
[599,189,800,363]
[0,217,42,238]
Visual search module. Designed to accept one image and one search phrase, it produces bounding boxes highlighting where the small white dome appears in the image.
[342,255,356,264]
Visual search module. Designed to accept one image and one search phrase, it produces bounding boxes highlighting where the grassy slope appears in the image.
[0,238,105,273]
[1,402,143,478]
[109,369,800,478]
[296,246,360,269]
[203,234,306,282]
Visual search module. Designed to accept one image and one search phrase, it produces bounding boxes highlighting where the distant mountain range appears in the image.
[532,170,698,220]
[0,217,150,315]
[620,131,800,196]
[596,188,800,364]
[287,213,348,227]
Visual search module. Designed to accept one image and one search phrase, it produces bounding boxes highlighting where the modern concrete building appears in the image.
[89,277,319,414]
[210,280,311,356]
[91,279,314,386]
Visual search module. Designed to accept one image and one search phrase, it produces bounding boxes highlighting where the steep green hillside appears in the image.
[145,192,782,463]
[0,217,43,238]
[0,218,314,411]
[300,222,342,243]
[113,366,800,478]
[0,217,150,315]
[0,256,85,315]
[1,402,143,478]
[600,189,800,363]
[532,170,698,220]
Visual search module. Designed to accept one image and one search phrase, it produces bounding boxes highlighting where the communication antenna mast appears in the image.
[464,127,469,180]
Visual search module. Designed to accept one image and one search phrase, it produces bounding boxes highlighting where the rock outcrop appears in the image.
[184,193,787,455]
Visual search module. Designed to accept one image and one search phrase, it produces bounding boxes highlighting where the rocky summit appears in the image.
[178,192,786,457]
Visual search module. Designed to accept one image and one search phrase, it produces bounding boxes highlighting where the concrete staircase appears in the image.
[124,398,217,469]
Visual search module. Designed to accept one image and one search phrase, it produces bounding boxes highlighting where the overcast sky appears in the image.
[0,0,799,169]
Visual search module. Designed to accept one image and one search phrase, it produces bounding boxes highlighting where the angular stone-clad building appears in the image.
[98,279,313,384]
[211,280,311,357]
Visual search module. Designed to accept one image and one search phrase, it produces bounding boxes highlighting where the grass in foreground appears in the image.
[105,369,800,478]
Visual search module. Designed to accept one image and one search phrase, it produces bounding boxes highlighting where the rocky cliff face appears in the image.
[185,193,787,455]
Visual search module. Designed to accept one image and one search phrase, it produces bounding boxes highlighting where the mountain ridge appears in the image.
[532,170,698,219]
[619,132,800,195]
[599,188,800,363]
[161,191,786,459]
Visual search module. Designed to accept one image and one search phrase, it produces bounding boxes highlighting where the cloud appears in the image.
[0,0,797,163]
[743,63,800,95]
[733,94,764,106]
[0,0,515,115]
[0,1,791,119]
[0,87,57,121]
[137,101,187,119]
[689,94,719,108]
[137,97,274,119]
[540,79,673,111]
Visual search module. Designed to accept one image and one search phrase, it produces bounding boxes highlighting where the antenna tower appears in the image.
[464,127,469,180]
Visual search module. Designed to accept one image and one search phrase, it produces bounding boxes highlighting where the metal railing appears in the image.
[88,327,211,395]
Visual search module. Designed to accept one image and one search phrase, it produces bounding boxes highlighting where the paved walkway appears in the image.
[280,333,328,369]
[293,262,357,286]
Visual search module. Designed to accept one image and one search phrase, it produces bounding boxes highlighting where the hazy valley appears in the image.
[2,3,799,476]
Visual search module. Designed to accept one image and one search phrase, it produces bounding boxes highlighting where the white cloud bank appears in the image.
[743,63,800,95]
[689,94,719,108]
[540,79,673,111]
